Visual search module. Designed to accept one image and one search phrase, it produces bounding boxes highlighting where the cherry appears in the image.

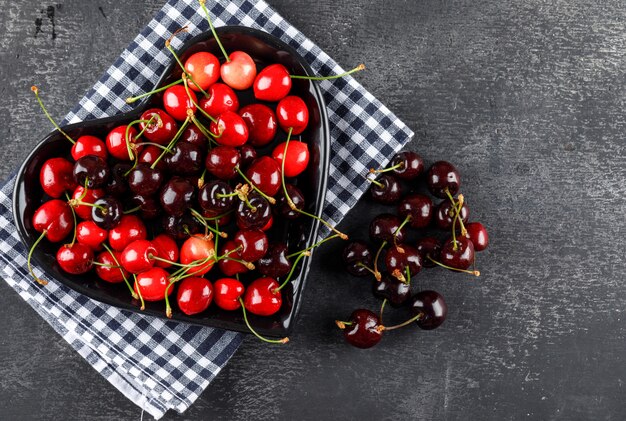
[91,197,122,230]
[151,234,179,268]
[134,267,171,301]
[465,222,489,251]
[159,176,195,216]
[177,277,213,315]
[95,250,128,283]
[76,221,108,250]
[415,237,442,268]
[198,180,235,213]
[164,142,204,175]
[272,140,309,178]
[56,243,94,275]
[439,236,475,271]
[73,155,110,189]
[368,174,401,205]
[236,191,272,230]
[238,144,257,168]
[213,277,245,310]
[336,309,382,349]
[139,108,177,145]
[220,51,257,90]
[234,229,268,262]
[128,165,164,196]
[162,212,202,240]
[373,273,411,307]
[32,199,73,242]
[71,135,108,160]
[276,96,309,134]
[389,151,423,180]
[108,215,147,251]
[184,51,220,91]
[130,194,161,220]
[218,240,250,276]
[106,125,141,161]
[39,157,77,199]
[369,214,407,244]
[244,277,282,316]
[275,184,305,219]
[106,163,132,196]
[120,239,157,274]
[385,244,422,281]
[342,241,373,277]
[205,146,240,180]
[427,161,461,198]
[245,156,282,197]
[70,186,105,220]
[210,111,249,147]
[435,200,469,230]
[181,123,208,150]
[253,64,291,102]
[138,146,168,171]
[257,243,291,278]
[199,83,239,116]
[180,234,215,276]
[238,104,277,147]
[411,290,447,330]
[398,194,433,229]
[163,85,197,121]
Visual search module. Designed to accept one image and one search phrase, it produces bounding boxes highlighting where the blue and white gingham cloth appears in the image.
[0,0,413,418]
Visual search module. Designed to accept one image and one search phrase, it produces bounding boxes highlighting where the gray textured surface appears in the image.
[1,0,625,420]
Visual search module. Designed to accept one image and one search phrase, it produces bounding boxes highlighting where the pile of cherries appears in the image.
[28,3,360,344]
[337,152,489,348]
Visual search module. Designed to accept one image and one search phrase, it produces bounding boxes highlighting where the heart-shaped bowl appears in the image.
[13,26,330,338]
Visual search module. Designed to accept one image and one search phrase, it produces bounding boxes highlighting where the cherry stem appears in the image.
[122,205,141,215]
[367,177,384,188]
[151,116,190,169]
[69,200,106,213]
[235,167,277,205]
[27,230,48,285]
[190,208,228,238]
[290,64,365,80]
[235,184,257,212]
[91,261,120,268]
[356,262,381,280]
[132,274,146,310]
[273,251,310,293]
[102,243,138,299]
[335,320,353,330]
[196,210,234,221]
[126,78,183,104]
[199,0,230,62]
[286,233,341,259]
[134,142,173,151]
[369,161,403,174]
[405,266,411,285]
[164,280,176,318]
[427,256,480,276]
[191,116,220,145]
[393,214,411,246]
[31,86,75,145]
[182,74,216,122]
[238,298,288,344]
[379,298,388,323]
[165,29,210,98]
[381,313,423,332]
[125,116,156,161]
[373,241,387,281]
[67,204,77,247]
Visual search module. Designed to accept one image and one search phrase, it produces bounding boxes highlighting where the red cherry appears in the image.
[56,243,94,275]
[210,111,249,147]
[253,64,291,102]
[440,237,475,271]
[199,83,239,117]
[238,104,277,147]
[76,221,107,250]
[151,234,179,268]
[245,156,282,197]
[71,135,108,160]
[276,95,309,135]
[233,229,268,262]
[32,200,73,242]
[213,278,245,311]
[70,186,105,220]
[120,239,157,274]
[217,240,249,276]
[106,125,142,161]
[176,277,213,315]
[163,85,197,121]
[465,222,489,251]
[134,267,171,301]
[272,140,310,178]
[243,277,282,316]
[180,234,215,276]
[220,51,257,90]
[205,145,240,180]
[39,157,77,198]
[138,145,167,170]
[139,108,177,145]
[94,250,128,283]
[184,51,220,91]
[108,215,147,251]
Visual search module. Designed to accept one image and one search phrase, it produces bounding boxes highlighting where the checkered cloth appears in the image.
[0,0,413,419]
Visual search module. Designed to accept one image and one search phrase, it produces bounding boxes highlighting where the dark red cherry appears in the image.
[76,221,107,250]
[340,309,382,349]
[411,290,447,330]
[106,125,141,161]
[275,184,304,219]
[384,244,422,280]
[198,180,235,213]
[181,123,208,150]
[415,237,442,268]
[160,177,195,216]
[369,174,402,205]
[398,194,434,229]
[390,151,423,180]
[218,240,250,276]
[56,243,94,275]
[276,95,309,135]
[213,277,245,310]
[73,155,110,189]
[244,277,282,316]
[151,234,179,268]
[184,51,220,91]
[427,161,461,198]
[205,146,240,180]
[95,250,128,283]
[40,157,77,199]
[71,135,108,160]
[177,277,213,315]
[161,213,202,240]
[435,200,469,230]
[128,165,164,196]
[245,156,282,197]
[253,63,291,102]
[272,140,309,178]
[342,241,373,277]
[465,222,489,251]
[120,239,157,274]
[220,51,257,91]
[130,194,161,220]
[70,186,105,220]
[32,200,73,242]
[373,273,411,307]
[139,108,177,145]
[199,82,239,117]
[236,191,271,230]
[211,111,249,147]
[238,144,257,168]
[163,85,197,121]
[369,214,406,244]
[164,142,204,175]
[257,243,291,278]
[234,229,268,262]
[108,215,147,252]
[106,163,132,196]
[91,197,122,230]
[180,234,216,276]
[238,103,277,147]
[134,267,171,301]
[440,236,474,270]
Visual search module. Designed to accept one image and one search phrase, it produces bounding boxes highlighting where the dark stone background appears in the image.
[1,1,625,420]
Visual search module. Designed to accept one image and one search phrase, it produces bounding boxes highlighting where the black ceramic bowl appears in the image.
[13,26,330,338]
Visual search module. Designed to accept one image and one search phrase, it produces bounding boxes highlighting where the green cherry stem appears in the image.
[125,78,183,104]
[381,313,423,332]
[151,114,190,169]
[31,86,75,145]
[132,274,146,310]
[235,167,277,205]
[334,320,353,330]
[273,250,310,293]
[369,161,404,175]
[238,298,289,344]
[199,0,230,62]
[27,230,48,285]
[102,243,138,300]
[182,73,216,123]
[290,63,365,80]
[125,116,157,161]
[372,241,387,281]
[68,204,77,247]
[427,256,480,276]
[190,208,228,238]
[286,233,341,259]
[379,298,388,322]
